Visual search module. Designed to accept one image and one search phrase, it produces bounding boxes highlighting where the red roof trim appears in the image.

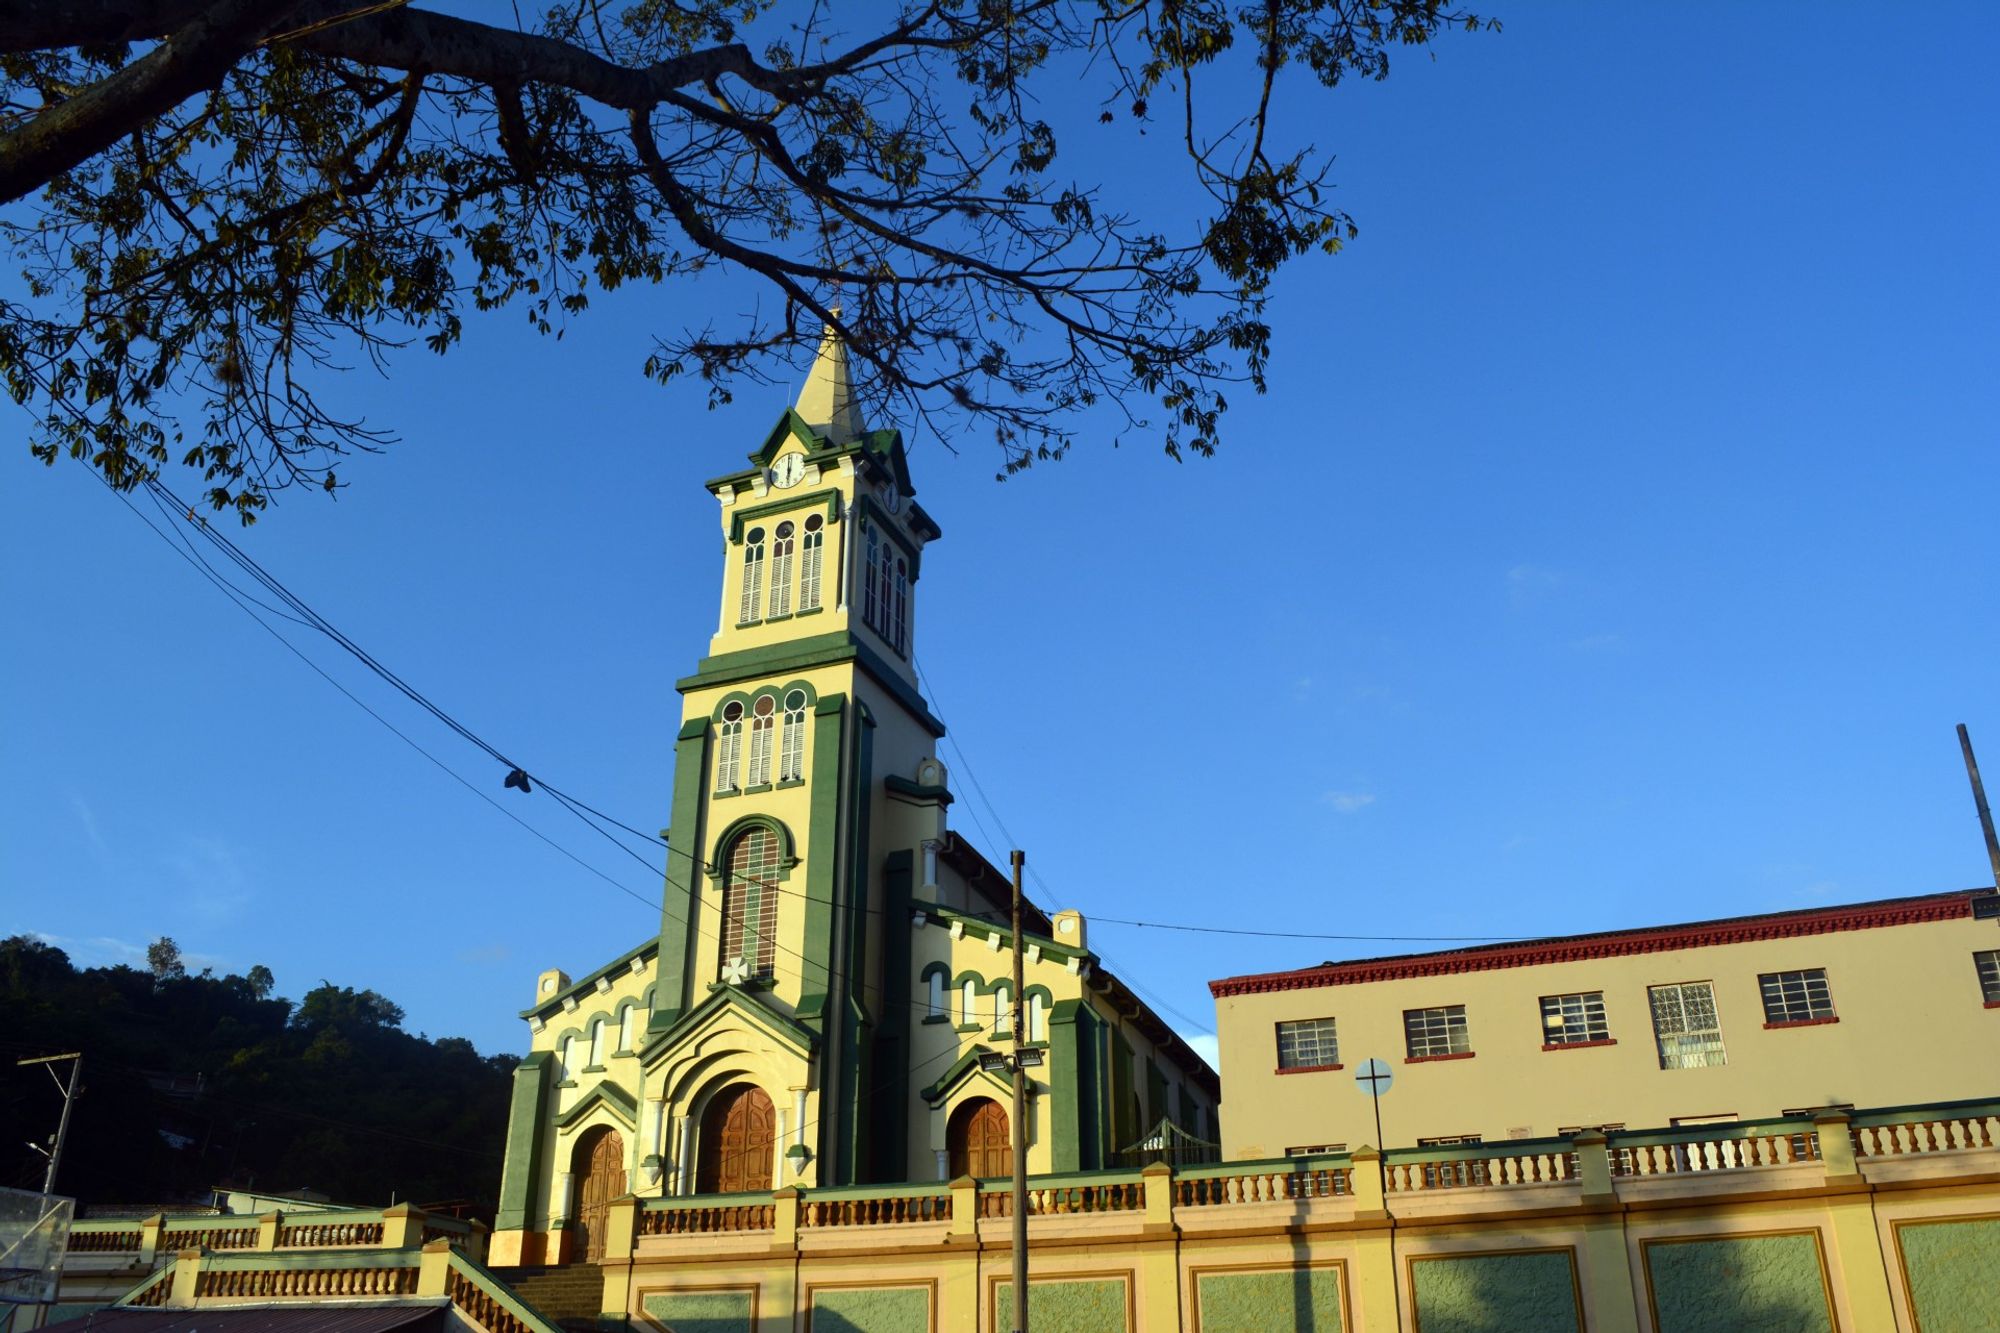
[1208,891,1981,999]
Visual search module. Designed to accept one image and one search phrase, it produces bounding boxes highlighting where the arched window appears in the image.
[862,525,881,629]
[877,541,897,646]
[1028,992,1048,1043]
[588,1017,608,1068]
[925,971,946,1019]
[696,1084,775,1194]
[720,826,781,979]
[799,514,825,611]
[738,527,766,624]
[992,984,1012,1037]
[891,557,909,655]
[558,1033,577,1083]
[715,701,744,790]
[961,979,978,1026]
[779,689,807,782]
[747,695,776,787]
[617,1005,636,1053]
[768,521,796,618]
[947,1097,1011,1179]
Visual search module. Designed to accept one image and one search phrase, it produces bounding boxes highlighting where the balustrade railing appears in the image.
[975,1178,1145,1217]
[1613,1127,1816,1177]
[639,1197,774,1235]
[67,1226,144,1253]
[1386,1143,1574,1192]
[160,1225,257,1251]
[1852,1106,1999,1159]
[802,1192,949,1227]
[195,1263,418,1299]
[1175,1162,1350,1205]
[278,1219,385,1248]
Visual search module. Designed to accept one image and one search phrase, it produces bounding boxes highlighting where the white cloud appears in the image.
[1321,790,1376,815]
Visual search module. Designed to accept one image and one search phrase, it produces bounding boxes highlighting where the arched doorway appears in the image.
[948,1097,1011,1179]
[696,1083,776,1194]
[570,1126,625,1262]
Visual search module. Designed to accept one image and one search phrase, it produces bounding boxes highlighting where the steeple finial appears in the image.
[795,307,863,444]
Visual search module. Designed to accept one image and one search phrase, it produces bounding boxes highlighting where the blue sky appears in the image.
[4,5,1997,1064]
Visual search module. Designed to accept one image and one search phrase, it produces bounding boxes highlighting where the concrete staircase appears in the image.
[488,1263,607,1333]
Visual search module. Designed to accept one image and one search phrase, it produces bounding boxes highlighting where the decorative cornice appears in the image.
[1208,891,1984,999]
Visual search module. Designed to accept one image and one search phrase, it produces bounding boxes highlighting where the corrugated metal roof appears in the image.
[40,1304,448,1333]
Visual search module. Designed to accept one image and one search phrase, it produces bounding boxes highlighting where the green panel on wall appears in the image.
[1197,1267,1344,1333]
[1645,1234,1833,1333]
[1898,1218,2000,1333]
[995,1278,1128,1333]
[1410,1251,1580,1333]
[808,1284,930,1332]
[641,1289,755,1333]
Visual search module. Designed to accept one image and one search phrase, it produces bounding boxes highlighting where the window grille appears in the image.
[799,515,824,610]
[715,701,744,790]
[1539,991,1610,1045]
[1975,949,2000,1003]
[1416,1135,1485,1188]
[1276,1017,1339,1069]
[738,527,766,624]
[780,690,807,781]
[1404,1005,1470,1059]
[862,527,881,629]
[1759,969,1835,1024]
[747,695,776,786]
[892,557,909,655]
[768,521,795,618]
[1649,981,1727,1069]
[719,827,780,979]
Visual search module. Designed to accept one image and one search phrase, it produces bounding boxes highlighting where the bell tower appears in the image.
[648,319,944,1184]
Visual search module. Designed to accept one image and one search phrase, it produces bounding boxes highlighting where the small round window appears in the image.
[776,520,795,538]
[722,701,743,722]
[746,526,765,544]
[784,689,807,711]
[804,514,824,532]
[753,694,776,717]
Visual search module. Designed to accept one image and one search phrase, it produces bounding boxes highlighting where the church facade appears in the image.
[489,328,1218,1268]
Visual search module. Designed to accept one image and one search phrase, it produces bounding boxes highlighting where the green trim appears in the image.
[836,701,876,1182]
[656,718,711,1030]
[919,1046,1017,1105]
[728,487,843,543]
[581,1064,606,1075]
[795,605,825,618]
[706,813,800,881]
[677,631,945,738]
[919,904,1091,961]
[495,1052,552,1231]
[798,693,847,1024]
[554,1079,639,1131]
[638,984,820,1068]
[776,778,806,790]
[519,937,658,1020]
[742,782,773,795]
[884,774,953,806]
[763,613,793,625]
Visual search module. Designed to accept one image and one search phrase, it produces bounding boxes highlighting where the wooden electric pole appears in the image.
[1958,725,2000,894]
[1010,849,1030,1333]
[18,1052,83,1195]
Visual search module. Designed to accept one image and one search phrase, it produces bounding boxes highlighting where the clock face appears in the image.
[771,453,806,488]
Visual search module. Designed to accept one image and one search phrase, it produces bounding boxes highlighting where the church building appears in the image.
[488,325,1219,1268]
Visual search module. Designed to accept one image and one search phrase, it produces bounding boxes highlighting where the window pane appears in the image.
[1276,1017,1339,1069]
[1539,991,1609,1045]
[1759,968,1835,1023]
[1650,981,1727,1069]
[1404,1005,1470,1058]
[1978,950,2000,1004]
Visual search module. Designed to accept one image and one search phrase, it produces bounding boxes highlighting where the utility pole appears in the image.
[1010,849,1030,1333]
[18,1053,83,1195]
[1958,725,2000,895]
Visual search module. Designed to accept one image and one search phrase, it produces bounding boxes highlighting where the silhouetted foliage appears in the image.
[0,935,515,1211]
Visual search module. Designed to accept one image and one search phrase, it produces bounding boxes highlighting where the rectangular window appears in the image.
[1759,968,1836,1025]
[1559,1123,1630,1176]
[1286,1143,1347,1156]
[1976,949,2000,1003]
[1404,1005,1471,1059]
[1539,991,1610,1046]
[1275,1017,1339,1070]
[1416,1135,1485,1188]
[1649,981,1727,1069]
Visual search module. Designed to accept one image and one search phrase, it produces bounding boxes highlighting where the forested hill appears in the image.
[1,935,516,1213]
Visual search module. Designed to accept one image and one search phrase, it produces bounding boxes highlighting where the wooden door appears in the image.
[949,1097,1011,1179]
[572,1127,625,1262]
[697,1084,776,1194]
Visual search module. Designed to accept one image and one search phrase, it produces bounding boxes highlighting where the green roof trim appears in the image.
[914,903,1091,962]
[918,1044,1019,1105]
[554,1077,639,1131]
[520,936,660,1020]
[676,630,945,738]
[884,774,953,806]
[636,982,820,1068]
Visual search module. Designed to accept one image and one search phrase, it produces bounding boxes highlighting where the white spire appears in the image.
[794,310,863,444]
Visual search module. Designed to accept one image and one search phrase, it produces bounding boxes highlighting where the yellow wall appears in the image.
[1214,911,2000,1159]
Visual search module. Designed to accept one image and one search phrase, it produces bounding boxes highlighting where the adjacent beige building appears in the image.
[1209,889,2000,1161]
